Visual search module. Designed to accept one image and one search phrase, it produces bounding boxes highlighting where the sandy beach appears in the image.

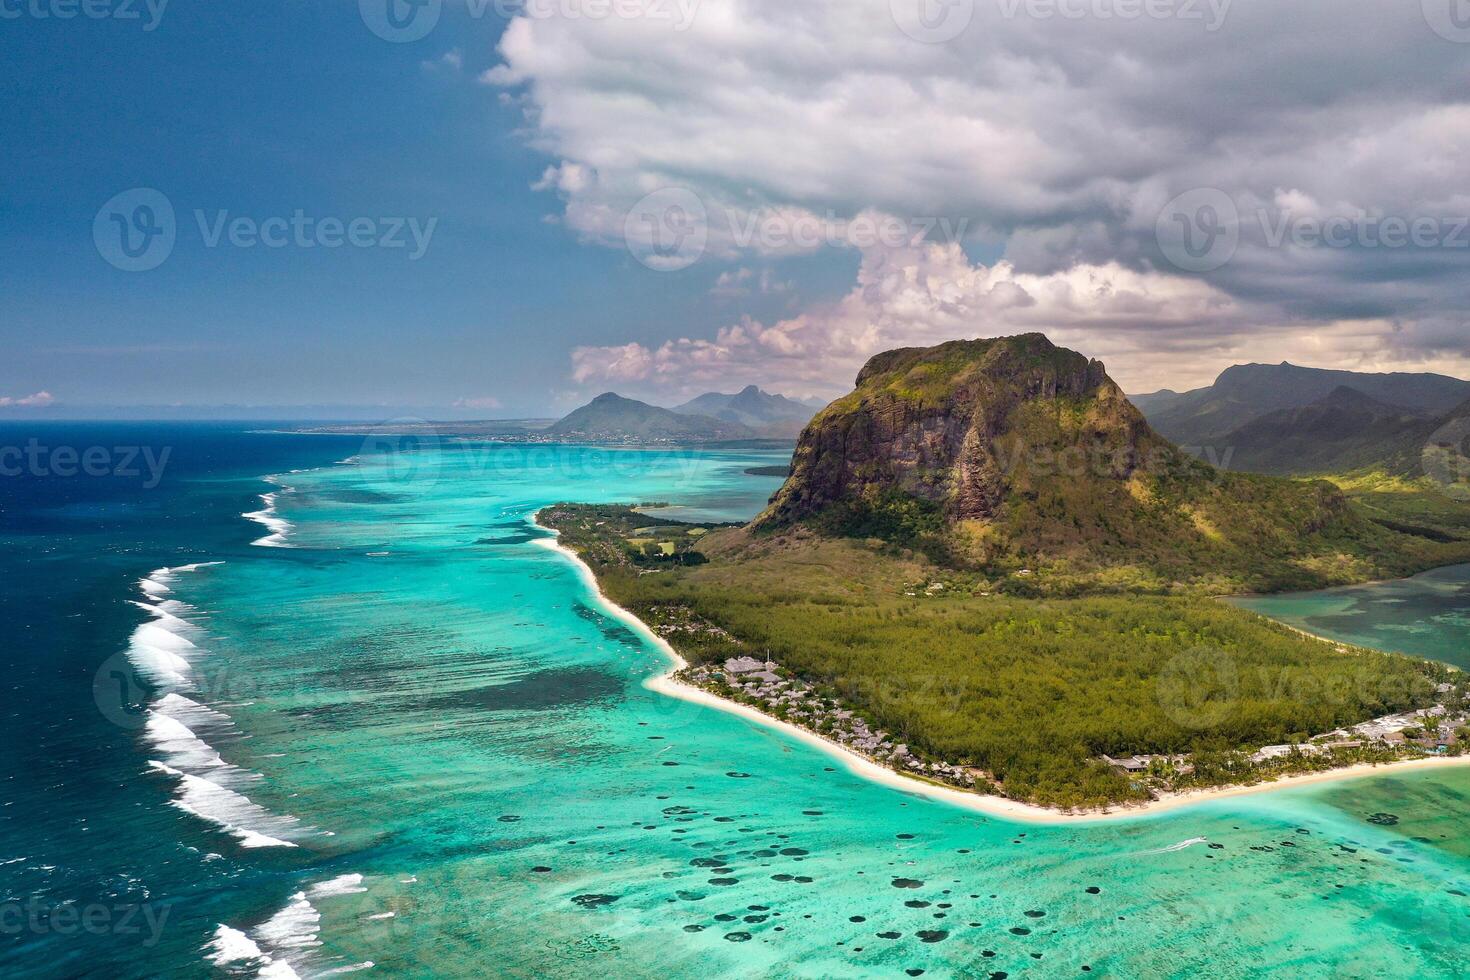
[533,518,1470,826]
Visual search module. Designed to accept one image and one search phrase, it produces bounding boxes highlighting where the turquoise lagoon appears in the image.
[7,434,1470,977]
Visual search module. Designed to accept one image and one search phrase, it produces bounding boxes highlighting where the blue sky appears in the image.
[0,2,851,417]
[4,2,1468,418]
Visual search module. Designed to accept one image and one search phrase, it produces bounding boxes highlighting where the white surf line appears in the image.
[244,489,295,548]
[129,563,318,850]
[209,875,372,979]
[529,511,1470,825]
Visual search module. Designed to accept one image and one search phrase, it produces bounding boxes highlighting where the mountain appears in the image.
[1136,362,1470,447]
[754,334,1470,590]
[672,385,818,438]
[1218,386,1437,476]
[549,393,755,442]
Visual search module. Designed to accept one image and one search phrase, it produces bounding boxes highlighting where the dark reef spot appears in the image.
[1367,812,1399,826]
[850,915,867,923]
[571,894,619,908]
[531,866,552,873]
[724,932,752,943]
[435,667,624,712]
[904,900,931,909]
[708,878,739,886]
[893,878,924,889]
[726,772,752,779]
[1085,887,1101,895]
[675,890,705,902]
[498,815,521,823]
[877,931,902,940]
[917,930,948,943]
[683,924,705,933]
[1024,910,1046,918]
[780,847,809,856]
[1009,926,1031,936]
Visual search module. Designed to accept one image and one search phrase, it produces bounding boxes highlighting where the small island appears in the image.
[539,335,1470,814]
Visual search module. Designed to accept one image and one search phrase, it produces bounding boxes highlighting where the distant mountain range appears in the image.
[547,393,757,442]
[671,385,821,438]
[1132,362,1470,477]
[1134,362,1470,448]
[545,386,822,443]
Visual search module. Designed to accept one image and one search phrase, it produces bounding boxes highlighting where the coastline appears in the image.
[531,513,1470,825]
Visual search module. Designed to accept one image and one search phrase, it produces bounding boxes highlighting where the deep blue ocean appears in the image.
[0,424,366,975]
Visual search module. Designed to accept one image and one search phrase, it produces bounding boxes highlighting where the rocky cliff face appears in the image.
[758,334,1165,529]
[746,334,1417,588]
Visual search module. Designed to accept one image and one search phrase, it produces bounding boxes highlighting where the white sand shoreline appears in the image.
[531,515,1470,825]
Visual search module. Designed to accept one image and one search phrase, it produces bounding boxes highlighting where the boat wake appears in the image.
[1143,836,1209,855]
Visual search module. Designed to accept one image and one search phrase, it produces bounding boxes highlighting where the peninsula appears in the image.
[540,334,1470,814]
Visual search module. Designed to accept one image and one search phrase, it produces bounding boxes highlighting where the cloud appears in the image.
[423,48,463,73]
[569,241,1470,396]
[0,391,55,408]
[490,1,1470,391]
[710,267,792,299]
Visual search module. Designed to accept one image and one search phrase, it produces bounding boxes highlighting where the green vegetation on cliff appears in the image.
[756,334,1470,592]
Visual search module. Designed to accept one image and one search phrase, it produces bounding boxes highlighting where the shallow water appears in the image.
[1233,565,1470,669]
[3,429,1469,977]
